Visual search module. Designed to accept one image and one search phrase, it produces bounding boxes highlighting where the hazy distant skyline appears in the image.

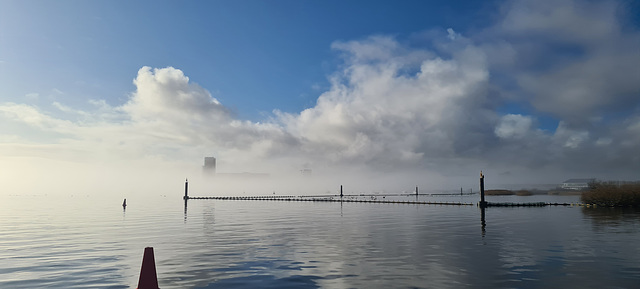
[1,0,639,195]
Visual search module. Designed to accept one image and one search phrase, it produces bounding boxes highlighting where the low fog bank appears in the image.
[0,157,196,198]
[189,167,592,197]
[0,156,448,197]
[0,155,598,199]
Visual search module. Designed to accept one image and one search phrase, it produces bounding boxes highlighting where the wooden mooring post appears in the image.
[475,172,573,207]
[480,171,487,208]
[184,178,189,200]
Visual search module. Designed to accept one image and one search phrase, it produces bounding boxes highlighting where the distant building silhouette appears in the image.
[203,157,216,174]
[201,156,270,179]
[300,168,312,176]
[560,178,594,190]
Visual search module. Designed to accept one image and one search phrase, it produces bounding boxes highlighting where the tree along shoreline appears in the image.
[483,189,582,196]
[581,183,640,207]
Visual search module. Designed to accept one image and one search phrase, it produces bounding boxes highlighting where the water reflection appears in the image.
[198,273,321,289]
[581,207,640,229]
[7,195,640,288]
[171,198,640,289]
[480,207,486,237]
[201,204,216,238]
[184,199,188,223]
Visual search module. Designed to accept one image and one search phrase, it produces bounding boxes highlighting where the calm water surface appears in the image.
[1,193,639,288]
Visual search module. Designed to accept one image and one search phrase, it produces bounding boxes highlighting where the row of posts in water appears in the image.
[183,179,475,205]
[180,173,574,207]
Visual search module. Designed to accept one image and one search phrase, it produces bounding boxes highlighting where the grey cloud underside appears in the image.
[485,0,640,126]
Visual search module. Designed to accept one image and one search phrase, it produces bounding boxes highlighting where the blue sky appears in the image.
[1,0,640,194]
[1,0,494,118]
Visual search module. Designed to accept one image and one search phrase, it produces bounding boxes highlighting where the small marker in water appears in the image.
[123,199,127,208]
[137,247,159,289]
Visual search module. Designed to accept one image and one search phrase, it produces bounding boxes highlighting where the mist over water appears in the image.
[1,153,500,198]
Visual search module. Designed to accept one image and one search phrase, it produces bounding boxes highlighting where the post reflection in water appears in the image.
[122,199,126,219]
[480,206,486,237]
[184,199,188,223]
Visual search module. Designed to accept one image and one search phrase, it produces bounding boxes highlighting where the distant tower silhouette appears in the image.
[203,157,216,175]
[300,168,312,176]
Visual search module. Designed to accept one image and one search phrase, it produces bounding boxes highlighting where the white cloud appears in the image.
[495,114,533,139]
[53,101,82,114]
[0,103,75,132]
[278,37,492,168]
[25,93,39,100]
[331,36,400,64]
[554,122,589,149]
[595,138,612,147]
[123,66,229,122]
[446,28,459,40]
[116,66,299,169]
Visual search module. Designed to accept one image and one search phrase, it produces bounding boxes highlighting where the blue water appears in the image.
[1,193,639,288]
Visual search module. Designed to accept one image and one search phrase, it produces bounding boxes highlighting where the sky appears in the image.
[1,0,639,195]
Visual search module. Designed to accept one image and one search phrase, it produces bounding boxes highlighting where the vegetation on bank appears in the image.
[581,183,640,207]
[484,190,514,196]
[515,190,533,196]
[483,189,538,196]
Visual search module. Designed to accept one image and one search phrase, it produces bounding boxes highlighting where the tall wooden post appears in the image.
[416,186,419,196]
[340,185,343,198]
[480,171,487,207]
[184,178,189,200]
[137,247,159,289]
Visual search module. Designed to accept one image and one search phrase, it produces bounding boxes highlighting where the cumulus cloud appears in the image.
[278,37,494,169]
[554,122,589,149]
[495,114,533,139]
[124,66,230,123]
